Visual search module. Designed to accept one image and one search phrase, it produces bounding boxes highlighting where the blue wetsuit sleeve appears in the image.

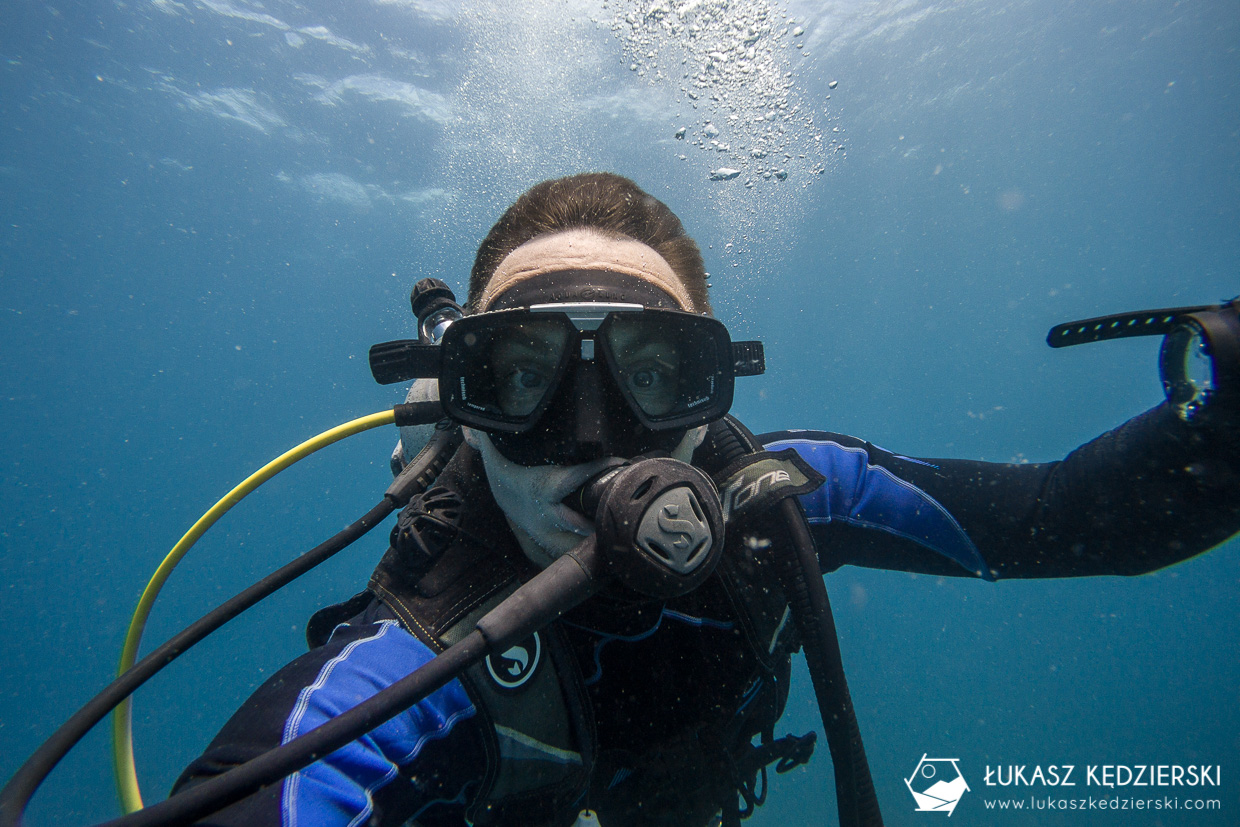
[762,402,1240,579]
[172,605,485,826]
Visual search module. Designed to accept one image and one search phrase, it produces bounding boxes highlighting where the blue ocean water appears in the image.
[1,1,1236,825]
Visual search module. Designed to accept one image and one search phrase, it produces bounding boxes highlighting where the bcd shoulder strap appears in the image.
[716,448,825,523]
[712,446,826,672]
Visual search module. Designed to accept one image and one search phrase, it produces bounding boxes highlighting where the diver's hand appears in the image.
[463,428,618,567]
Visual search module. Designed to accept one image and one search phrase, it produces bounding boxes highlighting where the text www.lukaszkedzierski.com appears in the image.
[982,796,1221,811]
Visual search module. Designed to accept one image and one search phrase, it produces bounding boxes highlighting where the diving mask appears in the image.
[370,302,765,465]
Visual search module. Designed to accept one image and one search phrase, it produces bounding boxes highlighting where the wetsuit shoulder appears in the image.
[173,603,485,826]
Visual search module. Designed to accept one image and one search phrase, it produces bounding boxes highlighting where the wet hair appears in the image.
[469,172,711,314]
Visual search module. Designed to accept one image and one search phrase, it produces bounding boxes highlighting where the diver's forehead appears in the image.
[479,227,695,311]
[487,269,681,311]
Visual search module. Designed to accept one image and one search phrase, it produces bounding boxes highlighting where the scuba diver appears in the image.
[159,172,1240,826]
[9,172,1236,827]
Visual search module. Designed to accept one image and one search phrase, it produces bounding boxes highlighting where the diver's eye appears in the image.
[629,366,664,391]
[494,364,555,416]
[623,359,678,416]
[515,368,546,390]
[502,365,552,396]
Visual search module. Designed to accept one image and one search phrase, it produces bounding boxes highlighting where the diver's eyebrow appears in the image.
[615,340,678,363]
[493,342,562,374]
[499,338,555,355]
[494,325,567,356]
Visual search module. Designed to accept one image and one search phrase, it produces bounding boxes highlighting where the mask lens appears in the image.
[491,318,571,417]
[442,314,572,430]
[603,312,731,427]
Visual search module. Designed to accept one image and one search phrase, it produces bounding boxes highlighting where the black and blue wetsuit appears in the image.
[173,402,1240,826]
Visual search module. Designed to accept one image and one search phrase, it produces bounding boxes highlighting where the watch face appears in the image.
[1162,320,1216,423]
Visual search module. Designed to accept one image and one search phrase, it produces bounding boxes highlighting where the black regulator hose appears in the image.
[6,446,719,827]
[88,454,719,827]
[709,416,883,827]
[0,416,458,827]
[93,537,606,827]
[777,495,883,827]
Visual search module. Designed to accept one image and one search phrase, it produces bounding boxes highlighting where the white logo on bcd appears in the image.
[906,754,970,816]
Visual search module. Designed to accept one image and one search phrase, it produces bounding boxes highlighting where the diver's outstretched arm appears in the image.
[761,401,1240,579]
